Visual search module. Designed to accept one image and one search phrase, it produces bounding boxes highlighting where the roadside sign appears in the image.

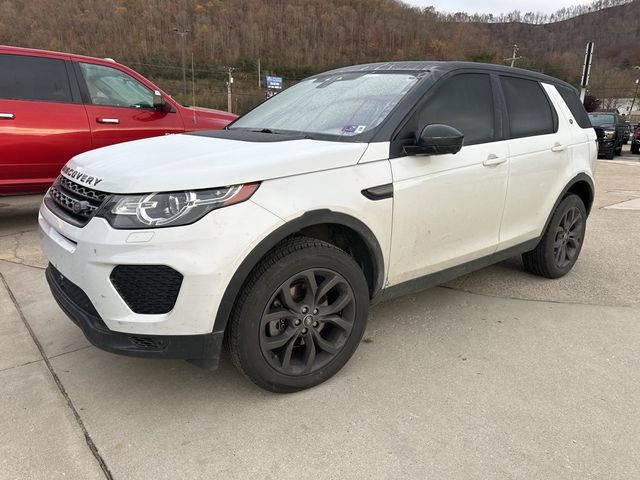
[581,42,594,88]
[265,75,284,98]
[265,76,283,90]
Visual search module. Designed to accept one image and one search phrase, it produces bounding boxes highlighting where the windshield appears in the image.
[588,114,616,126]
[229,72,420,139]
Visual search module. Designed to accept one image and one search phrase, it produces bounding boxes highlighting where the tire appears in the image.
[631,144,639,154]
[522,194,587,279]
[227,236,369,393]
[615,145,622,156]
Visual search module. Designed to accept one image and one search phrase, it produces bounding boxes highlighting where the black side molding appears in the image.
[373,237,539,304]
[361,184,393,200]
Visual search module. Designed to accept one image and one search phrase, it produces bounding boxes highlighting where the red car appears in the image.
[0,46,236,195]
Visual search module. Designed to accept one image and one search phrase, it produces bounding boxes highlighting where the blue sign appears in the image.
[265,76,283,90]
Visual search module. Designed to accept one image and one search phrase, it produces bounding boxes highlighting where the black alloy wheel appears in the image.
[259,268,356,375]
[522,193,587,279]
[552,206,584,269]
[227,237,369,393]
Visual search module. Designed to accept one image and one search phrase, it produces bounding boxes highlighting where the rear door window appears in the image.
[0,54,73,103]
[500,76,557,138]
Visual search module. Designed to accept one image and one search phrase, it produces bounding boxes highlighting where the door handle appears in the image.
[482,154,507,167]
[551,143,567,152]
[97,118,120,124]
[0,113,15,120]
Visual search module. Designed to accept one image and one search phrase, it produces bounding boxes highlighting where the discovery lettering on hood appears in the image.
[61,166,103,187]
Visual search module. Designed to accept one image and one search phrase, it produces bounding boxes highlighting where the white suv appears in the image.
[39,62,597,392]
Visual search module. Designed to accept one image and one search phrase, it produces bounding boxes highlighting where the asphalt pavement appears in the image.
[1,148,639,480]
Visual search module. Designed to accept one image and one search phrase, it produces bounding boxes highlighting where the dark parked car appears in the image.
[588,112,624,159]
[631,126,640,154]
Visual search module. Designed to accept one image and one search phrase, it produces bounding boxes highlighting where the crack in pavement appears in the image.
[0,258,46,270]
[599,198,640,209]
[438,285,639,309]
[48,345,93,360]
[0,344,92,374]
[0,272,114,480]
[0,229,36,239]
[0,358,43,374]
[0,230,47,270]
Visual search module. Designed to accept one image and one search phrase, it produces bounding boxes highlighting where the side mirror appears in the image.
[153,90,167,111]
[404,124,464,156]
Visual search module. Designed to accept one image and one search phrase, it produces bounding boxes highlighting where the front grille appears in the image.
[45,176,109,227]
[110,265,183,315]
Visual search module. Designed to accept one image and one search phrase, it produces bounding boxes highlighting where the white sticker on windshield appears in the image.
[342,125,367,135]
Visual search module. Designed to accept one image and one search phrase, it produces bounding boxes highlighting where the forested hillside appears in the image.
[1,0,638,112]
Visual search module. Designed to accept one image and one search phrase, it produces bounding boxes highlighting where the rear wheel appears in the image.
[227,237,369,393]
[522,194,586,279]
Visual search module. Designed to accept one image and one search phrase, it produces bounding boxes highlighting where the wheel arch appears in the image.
[541,173,594,237]
[564,173,595,216]
[212,209,385,336]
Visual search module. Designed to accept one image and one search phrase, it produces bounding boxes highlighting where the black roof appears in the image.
[319,61,574,90]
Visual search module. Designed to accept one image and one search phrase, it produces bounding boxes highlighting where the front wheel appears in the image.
[227,237,369,393]
[522,194,587,279]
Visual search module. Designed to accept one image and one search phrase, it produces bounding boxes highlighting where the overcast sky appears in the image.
[403,0,594,15]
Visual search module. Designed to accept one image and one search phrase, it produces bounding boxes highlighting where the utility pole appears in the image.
[173,27,190,100]
[191,53,196,124]
[504,44,522,68]
[257,58,261,89]
[226,67,234,114]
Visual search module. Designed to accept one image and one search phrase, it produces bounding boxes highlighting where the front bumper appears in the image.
[597,140,616,156]
[46,264,223,360]
[39,199,283,337]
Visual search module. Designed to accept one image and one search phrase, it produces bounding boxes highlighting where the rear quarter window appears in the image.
[0,54,73,103]
[557,86,592,129]
[500,76,557,139]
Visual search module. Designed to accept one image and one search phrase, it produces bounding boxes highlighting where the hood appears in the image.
[65,132,369,193]
[180,106,237,130]
[189,106,237,121]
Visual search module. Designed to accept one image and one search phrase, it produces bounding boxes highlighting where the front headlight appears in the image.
[603,129,615,140]
[97,183,259,229]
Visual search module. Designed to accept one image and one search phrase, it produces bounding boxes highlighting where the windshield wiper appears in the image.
[253,128,278,134]
[251,128,315,140]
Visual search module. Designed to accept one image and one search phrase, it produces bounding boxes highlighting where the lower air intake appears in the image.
[110,265,183,315]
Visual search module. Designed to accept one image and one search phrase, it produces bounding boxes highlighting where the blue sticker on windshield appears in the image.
[342,125,366,135]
